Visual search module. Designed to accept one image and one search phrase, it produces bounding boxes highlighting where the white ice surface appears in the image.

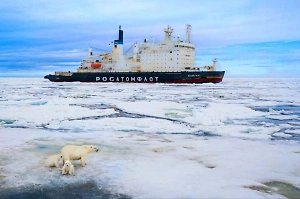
[0,78,300,198]
[266,115,299,121]
[285,129,300,135]
[273,132,293,138]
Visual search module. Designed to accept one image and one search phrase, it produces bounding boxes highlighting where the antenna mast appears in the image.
[164,25,173,42]
[186,24,191,43]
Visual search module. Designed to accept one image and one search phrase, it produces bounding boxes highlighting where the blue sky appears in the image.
[0,0,300,77]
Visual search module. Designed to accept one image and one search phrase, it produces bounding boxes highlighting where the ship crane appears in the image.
[194,59,218,71]
[91,53,109,58]
[88,46,110,59]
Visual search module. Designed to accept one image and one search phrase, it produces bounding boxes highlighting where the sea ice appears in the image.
[0,78,300,198]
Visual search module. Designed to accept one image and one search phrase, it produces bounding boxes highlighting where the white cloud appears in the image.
[1,0,300,45]
[1,0,300,77]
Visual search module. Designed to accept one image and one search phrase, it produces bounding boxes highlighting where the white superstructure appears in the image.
[77,25,216,73]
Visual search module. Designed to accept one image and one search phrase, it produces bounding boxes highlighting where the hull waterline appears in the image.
[44,71,225,84]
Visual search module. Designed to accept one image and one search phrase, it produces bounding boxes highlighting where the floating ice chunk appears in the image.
[266,115,299,121]
[273,132,293,138]
[30,101,48,106]
[269,108,276,113]
[278,123,293,129]
[268,108,287,114]
[117,101,193,119]
[288,121,300,126]
[201,124,280,140]
[184,102,267,125]
[285,129,300,135]
[47,117,194,134]
[0,100,116,128]
[58,90,67,97]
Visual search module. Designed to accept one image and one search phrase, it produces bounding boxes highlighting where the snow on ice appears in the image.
[0,78,300,198]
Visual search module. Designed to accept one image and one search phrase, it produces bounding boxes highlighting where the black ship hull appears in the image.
[44,71,225,84]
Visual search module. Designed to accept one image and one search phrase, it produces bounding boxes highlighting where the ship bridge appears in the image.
[140,25,195,72]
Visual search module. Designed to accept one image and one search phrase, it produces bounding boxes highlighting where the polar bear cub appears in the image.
[62,160,75,175]
[60,145,99,167]
[45,154,62,168]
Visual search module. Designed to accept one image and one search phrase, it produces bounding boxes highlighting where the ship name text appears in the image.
[96,76,159,82]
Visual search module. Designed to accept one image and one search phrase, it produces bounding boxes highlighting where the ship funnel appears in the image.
[113,25,124,56]
[114,25,123,45]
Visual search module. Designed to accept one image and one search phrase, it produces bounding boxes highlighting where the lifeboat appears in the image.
[91,63,101,69]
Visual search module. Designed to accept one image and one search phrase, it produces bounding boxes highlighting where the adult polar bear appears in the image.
[60,145,99,167]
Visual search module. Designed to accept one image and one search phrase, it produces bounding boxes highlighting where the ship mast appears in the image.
[186,24,191,43]
[88,46,93,61]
